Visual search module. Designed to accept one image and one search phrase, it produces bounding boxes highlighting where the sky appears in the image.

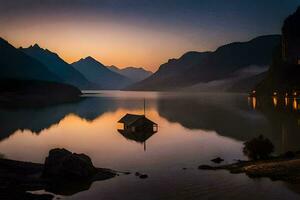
[0,0,299,71]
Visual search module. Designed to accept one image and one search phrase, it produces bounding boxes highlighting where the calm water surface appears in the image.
[0,91,300,200]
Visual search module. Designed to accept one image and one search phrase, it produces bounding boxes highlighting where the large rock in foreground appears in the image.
[43,148,97,181]
[0,148,117,199]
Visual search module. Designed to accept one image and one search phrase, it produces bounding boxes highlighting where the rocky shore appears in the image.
[0,148,117,200]
[199,152,300,184]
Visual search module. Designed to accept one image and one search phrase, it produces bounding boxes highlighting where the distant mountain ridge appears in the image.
[108,65,152,82]
[72,57,132,89]
[0,38,60,82]
[21,44,92,89]
[127,35,281,91]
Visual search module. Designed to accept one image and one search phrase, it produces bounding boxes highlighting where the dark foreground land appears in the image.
[0,80,82,108]
[199,152,300,184]
[0,149,116,200]
[3,152,300,200]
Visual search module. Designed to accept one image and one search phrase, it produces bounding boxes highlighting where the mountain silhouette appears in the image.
[108,65,152,82]
[255,7,300,96]
[0,38,83,107]
[0,38,60,82]
[21,44,92,89]
[127,35,280,91]
[72,56,132,89]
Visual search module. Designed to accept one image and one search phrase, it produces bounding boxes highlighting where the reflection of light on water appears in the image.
[285,97,289,107]
[272,97,278,107]
[293,98,298,110]
[249,97,256,109]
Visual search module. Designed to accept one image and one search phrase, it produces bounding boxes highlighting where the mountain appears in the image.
[108,66,152,82]
[255,7,300,97]
[72,57,132,89]
[0,38,60,82]
[127,35,281,91]
[21,44,92,89]
[0,38,82,107]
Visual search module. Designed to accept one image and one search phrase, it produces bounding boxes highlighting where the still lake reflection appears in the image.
[1,91,300,199]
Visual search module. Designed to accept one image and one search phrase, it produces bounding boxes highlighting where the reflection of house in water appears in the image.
[118,114,158,151]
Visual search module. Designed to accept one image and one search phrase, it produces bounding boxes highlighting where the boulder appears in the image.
[43,148,97,181]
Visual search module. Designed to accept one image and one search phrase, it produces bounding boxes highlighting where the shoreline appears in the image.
[199,152,300,184]
[2,151,300,199]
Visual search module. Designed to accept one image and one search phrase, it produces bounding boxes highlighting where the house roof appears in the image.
[118,114,157,126]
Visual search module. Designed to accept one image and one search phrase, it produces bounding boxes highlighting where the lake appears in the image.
[0,91,300,200]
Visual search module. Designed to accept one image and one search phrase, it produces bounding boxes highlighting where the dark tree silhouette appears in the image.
[243,135,274,160]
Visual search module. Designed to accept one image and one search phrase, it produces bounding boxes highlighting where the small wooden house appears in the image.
[118,114,158,133]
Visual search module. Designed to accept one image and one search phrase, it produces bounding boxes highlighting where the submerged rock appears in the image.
[135,172,148,179]
[135,172,141,176]
[139,174,148,179]
[211,157,224,164]
[43,148,97,181]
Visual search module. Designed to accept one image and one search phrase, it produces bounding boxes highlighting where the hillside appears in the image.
[21,45,92,89]
[0,79,82,107]
[127,35,280,91]
[0,38,60,82]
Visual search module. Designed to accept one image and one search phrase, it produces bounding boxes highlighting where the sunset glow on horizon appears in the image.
[0,0,299,71]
